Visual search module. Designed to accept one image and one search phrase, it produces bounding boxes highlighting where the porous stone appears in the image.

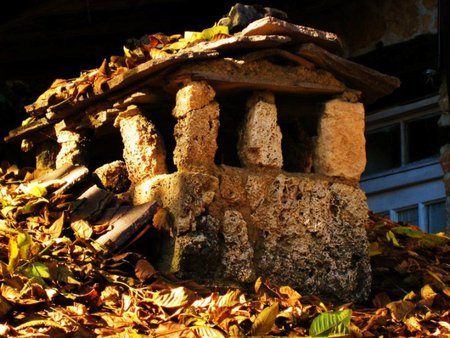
[211,166,371,302]
[314,99,366,181]
[133,171,219,234]
[172,81,219,172]
[149,164,371,302]
[117,112,167,185]
[35,141,58,176]
[55,128,89,169]
[238,91,283,168]
[94,160,131,193]
[221,209,255,283]
[172,81,216,114]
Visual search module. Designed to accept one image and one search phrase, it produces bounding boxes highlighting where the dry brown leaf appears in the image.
[135,258,156,281]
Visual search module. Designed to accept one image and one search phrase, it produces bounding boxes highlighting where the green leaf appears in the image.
[250,302,279,336]
[386,230,402,247]
[201,25,228,40]
[392,226,423,238]
[21,262,50,285]
[309,309,352,337]
[22,262,50,279]
[17,232,32,260]
[21,183,47,197]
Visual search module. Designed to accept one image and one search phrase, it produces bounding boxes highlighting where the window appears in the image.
[364,111,440,176]
[380,201,447,233]
[406,115,440,163]
[365,125,401,175]
[397,206,419,225]
[427,200,447,233]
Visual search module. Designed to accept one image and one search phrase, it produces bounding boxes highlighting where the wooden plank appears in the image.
[296,43,401,103]
[240,16,344,55]
[187,34,291,52]
[96,201,158,250]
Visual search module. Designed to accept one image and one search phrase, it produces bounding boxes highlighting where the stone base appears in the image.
[143,166,371,303]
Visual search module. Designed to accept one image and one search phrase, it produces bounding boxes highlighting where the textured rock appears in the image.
[55,127,89,169]
[221,210,255,283]
[172,81,220,172]
[314,99,366,181]
[211,166,371,302]
[94,160,131,193]
[133,171,219,234]
[238,91,283,168]
[149,165,371,302]
[118,112,167,185]
[35,141,58,176]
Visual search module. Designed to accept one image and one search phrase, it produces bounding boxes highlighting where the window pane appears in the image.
[407,115,439,163]
[427,201,447,233]
[365,124,401,175]
[397,207,419,226]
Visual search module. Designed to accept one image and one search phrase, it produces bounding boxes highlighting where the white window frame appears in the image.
[364,95,441,178]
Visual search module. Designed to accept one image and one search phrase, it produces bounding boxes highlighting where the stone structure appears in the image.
[4,14,401,302]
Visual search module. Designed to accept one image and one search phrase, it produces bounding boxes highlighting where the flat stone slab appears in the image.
[241,16,344,54]
[71,185,115,222]
[167,58,345,95]
[187,34,291,52]
[297,43,401,103]
[96,201,158,249]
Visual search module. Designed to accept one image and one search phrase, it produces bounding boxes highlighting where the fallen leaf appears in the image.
[250,302,279,336]
[135,259,156,281]
[386,300,415,321]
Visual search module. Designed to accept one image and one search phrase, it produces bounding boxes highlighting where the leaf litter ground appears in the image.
[0,163,448,337]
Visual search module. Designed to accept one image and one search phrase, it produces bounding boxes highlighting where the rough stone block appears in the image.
[173,81,216,116]
[35,141,58,175]
[213,167,370,302]
[238,91,283,168]
[94,160,131,193]
[149,165,371,302]
[221,210,255,283]
[118,113,167,184]
[133,171,219,234]
[55,129,89,169]
[314,99,366,181]
[173,102,220,172]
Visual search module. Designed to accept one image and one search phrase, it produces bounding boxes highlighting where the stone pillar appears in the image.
[439,79,450,235]
[314,99,366,181]
[238,91,283,169]
[114,105,167,204]
[172,81,219,172]
[35,141,58,176]
[55,122,89,169]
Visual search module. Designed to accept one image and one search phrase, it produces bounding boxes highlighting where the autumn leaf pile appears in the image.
[0,163,448,337]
